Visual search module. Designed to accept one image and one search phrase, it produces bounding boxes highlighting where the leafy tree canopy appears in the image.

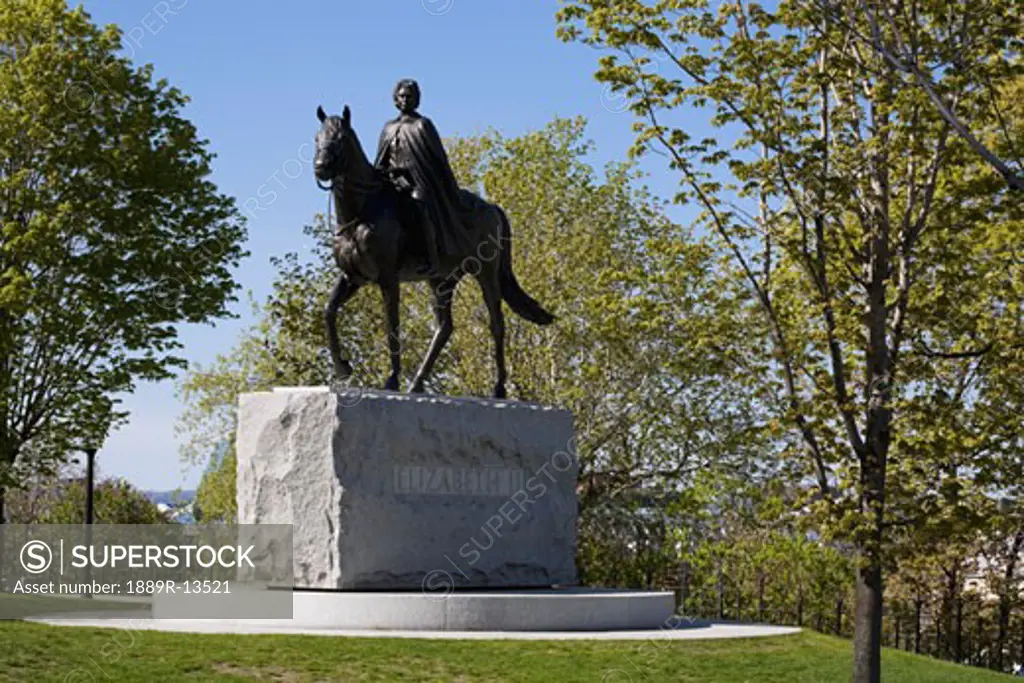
[0,0,246,490]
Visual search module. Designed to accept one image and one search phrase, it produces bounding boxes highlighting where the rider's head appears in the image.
[393,79,421,114]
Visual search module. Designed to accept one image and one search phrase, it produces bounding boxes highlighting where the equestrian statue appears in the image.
[313,79,554,399]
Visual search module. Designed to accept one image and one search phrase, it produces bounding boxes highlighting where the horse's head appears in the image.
[314,104,352,182]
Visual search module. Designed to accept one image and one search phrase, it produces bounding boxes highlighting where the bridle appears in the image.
[314,124,346,192]
[314,139,382,195]
[314,126,383,240]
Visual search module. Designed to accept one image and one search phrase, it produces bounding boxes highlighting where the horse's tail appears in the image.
[495,207,555,326]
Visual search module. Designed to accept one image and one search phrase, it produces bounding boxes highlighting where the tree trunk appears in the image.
[0,423,16,590]
[894,613,901,650]
[679,561,691,613]
[997,598,1010,671]
[942,562,958,660]
[1019,617,1024,669]
[758,574,766,622]
[955,594,963,662]
[853,557,884,683]
[851,294,892,680]
[852,440,887,682]
[835,598,843,635]
[975,614,983,668]
[717,569,725,620]
[797,587,804,626]
[995,531,1023,671]
[0,485,5,589]
[914,598,922,653]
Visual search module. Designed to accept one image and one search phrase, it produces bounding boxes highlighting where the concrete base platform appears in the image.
[152,588,676,631]
[29,614,802,641]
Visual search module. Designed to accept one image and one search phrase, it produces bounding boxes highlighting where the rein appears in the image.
[318,172,382,238]
[325,182,370,237]
[314,166,383,195]
[315,131,385,241]
[333,215,361,236]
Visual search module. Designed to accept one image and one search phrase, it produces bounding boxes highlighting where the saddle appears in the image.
[376,168,482,274]
[372,168,431,272]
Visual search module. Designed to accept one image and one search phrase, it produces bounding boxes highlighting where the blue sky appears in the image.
[77,0,698,490]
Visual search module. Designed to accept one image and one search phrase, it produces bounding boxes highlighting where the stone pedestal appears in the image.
[236,388,578,590]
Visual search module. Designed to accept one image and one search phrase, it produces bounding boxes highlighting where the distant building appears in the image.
[145,490,196,524]
[155,501,195,524]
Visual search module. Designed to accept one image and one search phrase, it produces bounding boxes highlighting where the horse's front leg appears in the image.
[324,272,359,382]
[379,276,402,391]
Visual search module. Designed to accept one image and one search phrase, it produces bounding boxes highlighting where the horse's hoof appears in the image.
[492,384,507,399]
[384,375,400,391]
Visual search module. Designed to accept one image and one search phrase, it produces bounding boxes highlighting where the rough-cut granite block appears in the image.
[236,388,578,590]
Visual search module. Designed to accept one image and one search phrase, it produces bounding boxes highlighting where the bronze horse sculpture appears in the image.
[313,105,554,398]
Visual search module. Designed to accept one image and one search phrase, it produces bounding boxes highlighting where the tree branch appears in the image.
[815,0,1024,191]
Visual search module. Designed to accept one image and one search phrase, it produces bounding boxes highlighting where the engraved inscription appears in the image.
[393,466,526,497]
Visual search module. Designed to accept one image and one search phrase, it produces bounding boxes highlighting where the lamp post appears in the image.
[84,447,96,526]
[83,447,97,597]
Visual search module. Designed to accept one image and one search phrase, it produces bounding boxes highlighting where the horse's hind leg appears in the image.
[324,272,359,381]
[409,276,457,394]
[476,264,507,399]
[379,276,402,391]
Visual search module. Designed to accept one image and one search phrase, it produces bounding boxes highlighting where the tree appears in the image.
[557,2,1022,680]
[193,442,235,523]
[7,475,170,524]
[0,0,246,516]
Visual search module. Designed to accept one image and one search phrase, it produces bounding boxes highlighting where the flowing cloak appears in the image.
[374,113,472,258]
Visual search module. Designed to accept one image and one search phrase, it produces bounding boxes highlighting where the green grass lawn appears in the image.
[0,621,1014,682]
